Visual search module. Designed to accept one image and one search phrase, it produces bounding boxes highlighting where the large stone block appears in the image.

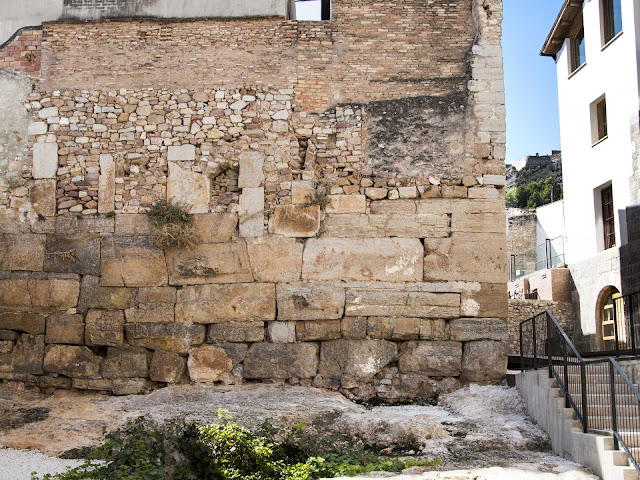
[166,242,253,285]
[55,217,115,234]
[98,154,116,214]
[167,163,210,214]
[115,214,152,236]
[149,351,186,383]
[0,334,44,375]
[77,275,136,313]
[125,323,206,354]
[0,279,31,311]
[102,346,150,379]
[366,317,420,340]
[417,198,503,216]
[319,340,397,379]
[0,312,46,334]
[320,214,450,238]
[176,283,275,324]
[31,179,56,217]
[460,340,507,383]
[460,283,508,318]
[207,322,265,343]
[449,318,507,342]
[326,195,366,214]
[191,213,237,243]
[28,277,80,312]
[450,211,505,234]
[423,232,506,283]
[276,283,345,320]
[43,345,102,378]
[302,238,423,282]
[246,237,303,282]
[44,234,101,276]
[238,151,265,188]
[85,309,125,347]
[125,305,174,324]
[296,320,342,341]
[239,187,264,238]
[398,341,462,376]
[187,345,233,382]
[32,142,58,179]
[168,144,196,161]
[0,234,45,271]
[272,205,320,238]
[267,321,296,343]
[244,343,319,379]
[345,289,459,318]
[45,313,84,345]
[101,235,168,287]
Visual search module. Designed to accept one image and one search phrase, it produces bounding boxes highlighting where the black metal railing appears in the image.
[520,310,640,473]
[607,291,640,357]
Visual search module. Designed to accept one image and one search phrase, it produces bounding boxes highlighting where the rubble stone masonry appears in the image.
[0,0,507,401]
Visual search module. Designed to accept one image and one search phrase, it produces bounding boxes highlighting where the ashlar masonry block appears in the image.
[32,143,58,179]
[239,187,264,238]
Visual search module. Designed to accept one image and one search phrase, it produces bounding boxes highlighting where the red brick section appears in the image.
[0,28,42,78]
[36,0,474,112]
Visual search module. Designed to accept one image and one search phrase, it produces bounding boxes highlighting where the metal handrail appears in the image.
[520,311,640,474]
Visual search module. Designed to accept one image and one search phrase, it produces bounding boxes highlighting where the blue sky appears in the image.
[295,0,565,165]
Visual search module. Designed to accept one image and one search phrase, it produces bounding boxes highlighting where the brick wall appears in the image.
[0,27,42,78]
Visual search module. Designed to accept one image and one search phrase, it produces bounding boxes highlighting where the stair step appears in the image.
[623,467,640,480]
[613,450,630,466]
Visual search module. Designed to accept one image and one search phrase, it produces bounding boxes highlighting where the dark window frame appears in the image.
[602,185,616,249]
[597,98,608,141]
[570,18,586,72]
[602,0,623,44]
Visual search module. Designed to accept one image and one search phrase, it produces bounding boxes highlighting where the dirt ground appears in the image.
[0,382,599,480]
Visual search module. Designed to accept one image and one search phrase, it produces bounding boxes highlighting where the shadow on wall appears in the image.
[621,205,640,296]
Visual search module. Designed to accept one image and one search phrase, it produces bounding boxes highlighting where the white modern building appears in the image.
[540,0,640,350]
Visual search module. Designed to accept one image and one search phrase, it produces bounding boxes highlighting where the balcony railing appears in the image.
[509,236,566,281]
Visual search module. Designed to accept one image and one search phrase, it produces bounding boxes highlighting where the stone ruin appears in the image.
[0,0,508,401]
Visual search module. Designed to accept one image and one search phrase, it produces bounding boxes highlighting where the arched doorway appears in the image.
[597,286,625,351]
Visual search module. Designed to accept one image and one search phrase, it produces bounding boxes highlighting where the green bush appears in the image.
[33,411,438,480]
[505,177,563,209]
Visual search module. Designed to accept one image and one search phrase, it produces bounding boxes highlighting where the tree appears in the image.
[505,177,562,209]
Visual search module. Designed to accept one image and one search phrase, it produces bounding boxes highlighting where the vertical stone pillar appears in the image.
[98,153,115,214]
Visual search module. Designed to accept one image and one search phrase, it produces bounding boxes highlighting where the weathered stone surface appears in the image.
[32,143,58,179]
[149,351,186,383]
[398,187,418,199]
[460,340,507,382]
[102,346,149,379]
[398,341,462,376]
[71,378,111,391]
[137,287,177,304]
[77,275,136,313]
[44,234,101,276]
[43,345,102,378]
[276,283,345,320]
[168,144,196,162]
[45,313,84,345]
[291,181,314,204]
[326,195,366,214]
[341,317,367,340]
[31,179,56,217]
[0,334,44,375]
[319,340,397,379]
[345,289,459,318]
[0,277,79,313]
[0,234,45,271]
[115,214,152,236]
[320,214,450,238]
[267,322,296,343]
[191,213,237,243]
[468,186,499,198]
[449,318,507,342]
[244,343,319,379]
[366,317,420,340]
[419,319,449,340]
[207,322,265,343]
[460,283,508,318]
[0,280,31,311]
[417,198,503,216]
[176,283,275,324]
[0,312,46,334]
[239,187,264,238]
[246,237,303,282]
[101,235,168,287]
[364,188,387,200]
[55,217,115,234]
[112,379,155,396]
[125,305,174,324]
[167,163,210,214]
[98,154,115,214]
[28,122,48,135]
[303,238,423,282]
[423,233,506,284]
[85,309,125,347]
[483,175,506,186]
[451,210,505,234]
[188,345,233,382]
[370,200,417,215]
[272,205,321,238]
[125,323,206,355]
[238,151,265,188]
[166,242,253,285]
[296,320,341,341]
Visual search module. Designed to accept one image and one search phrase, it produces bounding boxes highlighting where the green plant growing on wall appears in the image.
[147,200,199,249]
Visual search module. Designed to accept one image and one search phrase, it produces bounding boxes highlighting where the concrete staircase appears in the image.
[517,369,640,480]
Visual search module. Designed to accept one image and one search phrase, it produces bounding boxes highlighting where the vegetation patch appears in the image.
[33,410,438,480]
[505,177,563,209]
[147,200,199,249]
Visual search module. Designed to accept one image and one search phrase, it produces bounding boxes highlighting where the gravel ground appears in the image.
[0,445,82,480]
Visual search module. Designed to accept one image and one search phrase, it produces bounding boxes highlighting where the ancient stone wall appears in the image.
[0,0,508,401]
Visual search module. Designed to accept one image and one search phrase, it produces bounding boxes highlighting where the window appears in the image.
[570,18,586,72]
[292,0,331,21]
[590,95,608,144]
[600,287,625,351]
[602,185,616,249]
[602,0,623,44]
